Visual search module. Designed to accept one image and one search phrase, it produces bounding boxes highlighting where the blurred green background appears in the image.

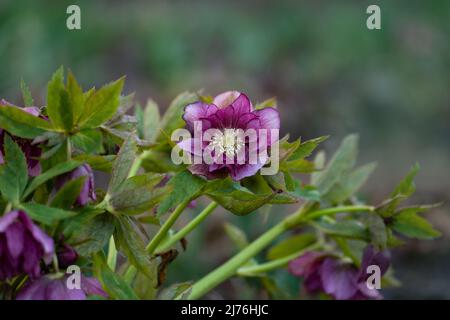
[1,0,449,299]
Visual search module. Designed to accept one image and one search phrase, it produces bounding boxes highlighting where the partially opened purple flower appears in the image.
[16,274,108,300]
[55,164,96,206]
[0,210,54,280]
[180,91,280,181]
[289,246,390,300]
[0,100,43,176]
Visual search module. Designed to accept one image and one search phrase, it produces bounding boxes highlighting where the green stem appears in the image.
[188,205,374,300]
[301,205,374,222]
[145,198,192,254]
[236,243,322,276]
[155,201,218,254]
[127,150,151,178]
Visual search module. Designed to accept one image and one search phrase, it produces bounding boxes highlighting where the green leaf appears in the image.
[66,71,85,125]
[157,170,206,217]
[282,159,316,173]
[378,164,420,217]
[109,173,168,215]
[47,67,72,131]
[0,104,54,138]
[23,160,82,199]
[93,253,139,300]
[20,202,77,226]
[367,213,388,249]
[267,233,316,260]
[156,91,198,142]
[107,135,136,194]
[78,77,125,129]
[68,212,115,256]
[136,99,160,143]
[205,178,276,216]
[288,136,329,161]
[114,216,154,277]
[72,129,104,154]
[73,154,115,172]
[293,184,321,202]
[324,162,376,204]
[0,136,28,203]
[313,218,369,240]
[20,78,34,107]
[313,134,358,195]
[391,208,441,239]
[50,176,86,209]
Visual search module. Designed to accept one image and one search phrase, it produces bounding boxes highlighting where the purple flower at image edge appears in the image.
[0,210,54,280]
[288,246,390,300]
[0,100,43,176]
[55,164,96,206]
[180,91,280,181]
[16,275,108,300]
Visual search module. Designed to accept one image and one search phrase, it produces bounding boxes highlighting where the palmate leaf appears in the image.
[156,91,198,144]
[0,136,28,203]
[109,173,168,215]
[71,129,104,154]
[50,175,86,209]
[0,104,54,139]
[378,164,420,217]
[22,159,82,199]
[107,135,136,195]
[156,170,206,217]
[391,207,441,240]
[136,99,161,143]
[93,253,139,300]
[78,77,125,129]
[66,211,115,256]
[66,71,85,125]
[20,78,34,107]
[312,134,358,195]
[20,202,77,226]
[114,215,156,278]
[205,178,276,216]
[47,67,73,131]
[312,218,370,241]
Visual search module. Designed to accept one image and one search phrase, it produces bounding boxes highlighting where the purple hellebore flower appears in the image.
[16,275,108,300]
[55,164,96,206]
[0,210,54,280]
[0,99,43,176]
[288,246,390,300]
[180,91,280,181]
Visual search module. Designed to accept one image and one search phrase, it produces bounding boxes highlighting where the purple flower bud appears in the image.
[16,275,108,300]
[57,244,78,268]
[0,210,54,280]
[180,91,280,181]
[55,164,96,206]
[0,101,43,176]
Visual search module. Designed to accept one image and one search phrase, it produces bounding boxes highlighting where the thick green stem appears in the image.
[155,201,218,254]
[188,219,287,300]
[188,205,374,300]
[236,242,322,276]
[145,199,192,254]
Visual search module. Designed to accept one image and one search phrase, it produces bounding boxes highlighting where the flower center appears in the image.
[209,129,245,157]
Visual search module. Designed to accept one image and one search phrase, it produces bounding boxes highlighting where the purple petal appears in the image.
[183,102,218,132]
[81,276,108,298]
[320,258,359,300]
